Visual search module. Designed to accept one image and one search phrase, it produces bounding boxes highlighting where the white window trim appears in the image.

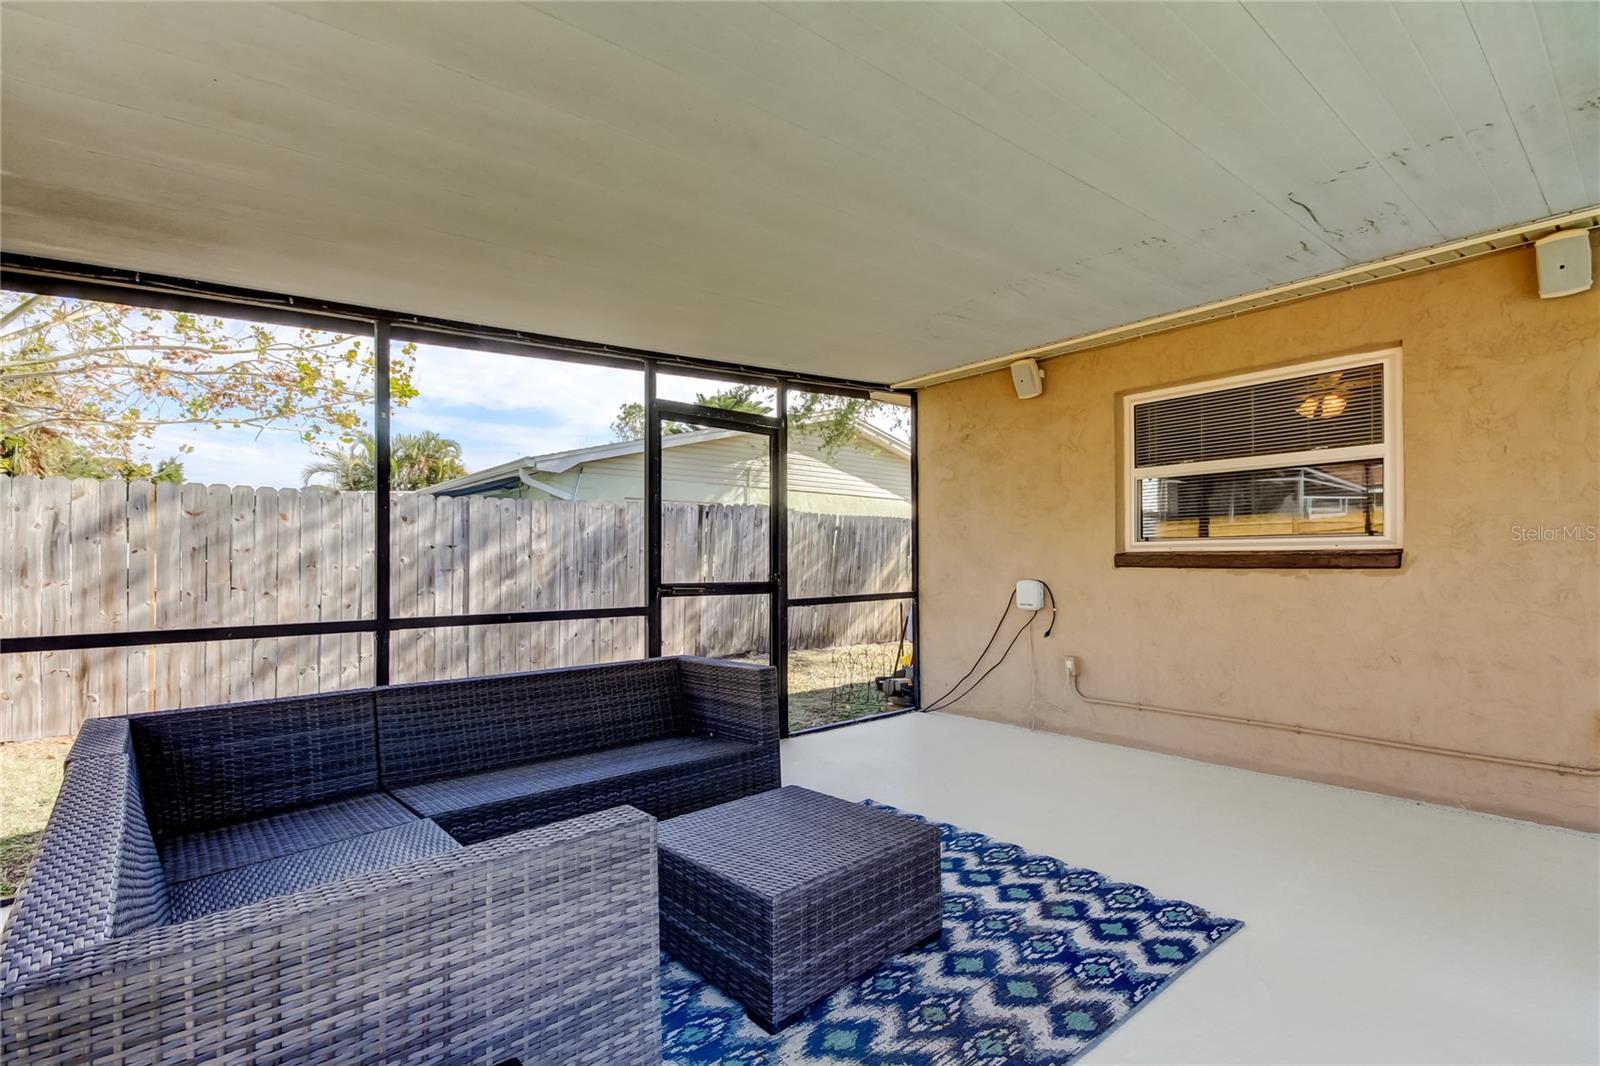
[1122,347,1403,553]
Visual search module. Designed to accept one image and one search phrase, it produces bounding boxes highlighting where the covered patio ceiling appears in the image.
[1,1,1595,384]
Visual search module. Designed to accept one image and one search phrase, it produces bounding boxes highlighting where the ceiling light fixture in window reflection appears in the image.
[1296,373,1350,419]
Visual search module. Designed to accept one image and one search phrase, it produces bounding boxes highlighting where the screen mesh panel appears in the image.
[1133,363,1384,468]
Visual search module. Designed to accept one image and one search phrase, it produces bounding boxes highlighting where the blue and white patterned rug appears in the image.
[660,801,1242,1065]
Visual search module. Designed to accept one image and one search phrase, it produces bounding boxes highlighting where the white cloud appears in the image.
[145,424,317,489]
[398,343,648,473]
[122,340,647,485]
[407,345,638,423]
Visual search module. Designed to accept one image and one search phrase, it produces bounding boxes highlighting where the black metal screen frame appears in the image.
[647,398,787,727]
[0,254,918,736]
[773,384,919,735]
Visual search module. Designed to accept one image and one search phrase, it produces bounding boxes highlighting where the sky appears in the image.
[9,294,905,489]
[147,345,726,488]
[143,342,905,490]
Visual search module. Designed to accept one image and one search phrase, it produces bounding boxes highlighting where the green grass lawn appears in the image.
[1,737,69,898]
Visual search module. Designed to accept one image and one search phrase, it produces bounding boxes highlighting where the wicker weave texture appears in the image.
[429,742,779,847]
[3,656,771,1062]
[130,690,380,839]
[0,750,169,990]
[63,717,129,765]
[158,792,416,883]
[677,657,780,746]
[376,658,685,787]
[379,656,781,841]
[168,820,462,922]
[658,786,942,1031]
[2,808,662,1065]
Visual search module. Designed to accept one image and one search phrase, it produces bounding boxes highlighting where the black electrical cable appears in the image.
[917,589,1015,711]
[924,611,1037,713]
[918,580,1060,713]
[921,580,1058,713]
[1038,579,1057,638]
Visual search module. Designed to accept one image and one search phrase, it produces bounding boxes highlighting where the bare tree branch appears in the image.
[0,294,43,331]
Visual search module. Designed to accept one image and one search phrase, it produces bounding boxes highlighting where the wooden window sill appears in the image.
[1114,549,1402,570]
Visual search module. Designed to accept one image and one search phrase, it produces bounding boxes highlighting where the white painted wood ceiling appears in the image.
[2,2,1595,384]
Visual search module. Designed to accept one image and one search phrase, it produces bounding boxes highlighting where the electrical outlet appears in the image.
[1064,656,1078,678]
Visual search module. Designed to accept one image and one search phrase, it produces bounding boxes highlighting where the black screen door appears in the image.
[646,394,787,729]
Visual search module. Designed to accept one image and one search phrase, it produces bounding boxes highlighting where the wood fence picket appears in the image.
[1,478,910,739]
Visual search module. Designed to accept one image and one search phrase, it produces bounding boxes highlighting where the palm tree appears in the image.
[394,431,467,489]
[302,435,377,490]
[693,385,772,417]
[303,431,467,491]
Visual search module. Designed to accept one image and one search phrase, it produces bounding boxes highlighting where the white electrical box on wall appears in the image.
[1016,580,1046,611]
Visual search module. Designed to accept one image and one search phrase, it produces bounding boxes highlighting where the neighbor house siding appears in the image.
[496,434,911,517]
[787,432,910,517]
[918,238,1600,831]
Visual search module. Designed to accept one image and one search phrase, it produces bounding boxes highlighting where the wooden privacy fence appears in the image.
[0,477,911,740]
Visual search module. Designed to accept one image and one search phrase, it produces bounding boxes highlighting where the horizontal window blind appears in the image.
[1133,363,1384,468]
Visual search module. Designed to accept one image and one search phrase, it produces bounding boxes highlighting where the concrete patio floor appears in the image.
[3,711,1591,1063]
[785,711,1599,1065]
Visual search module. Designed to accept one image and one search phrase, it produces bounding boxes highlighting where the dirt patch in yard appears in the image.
[1,736,69,898]
[785,642,908,732]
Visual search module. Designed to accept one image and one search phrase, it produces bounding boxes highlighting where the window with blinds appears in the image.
[1123,349,1401,551]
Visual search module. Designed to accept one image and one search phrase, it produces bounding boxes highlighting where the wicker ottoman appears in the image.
[658,786,942,1031]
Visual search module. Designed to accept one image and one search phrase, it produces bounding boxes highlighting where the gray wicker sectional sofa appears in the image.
[379,656,781,843]
[0,656,779,1065]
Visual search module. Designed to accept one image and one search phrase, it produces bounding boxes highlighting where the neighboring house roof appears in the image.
[424,419,909,498]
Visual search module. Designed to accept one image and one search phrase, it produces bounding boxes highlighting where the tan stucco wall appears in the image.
[919,241,1600,831]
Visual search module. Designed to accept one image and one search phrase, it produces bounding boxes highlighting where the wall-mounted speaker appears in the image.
[1535,229,1592,299]
[1010,358,1044,399]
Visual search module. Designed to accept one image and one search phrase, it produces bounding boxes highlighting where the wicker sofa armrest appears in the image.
[1,807,661,1066]
[676,656,780,746]
[63,717,131,766]
[0,732,170,998]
